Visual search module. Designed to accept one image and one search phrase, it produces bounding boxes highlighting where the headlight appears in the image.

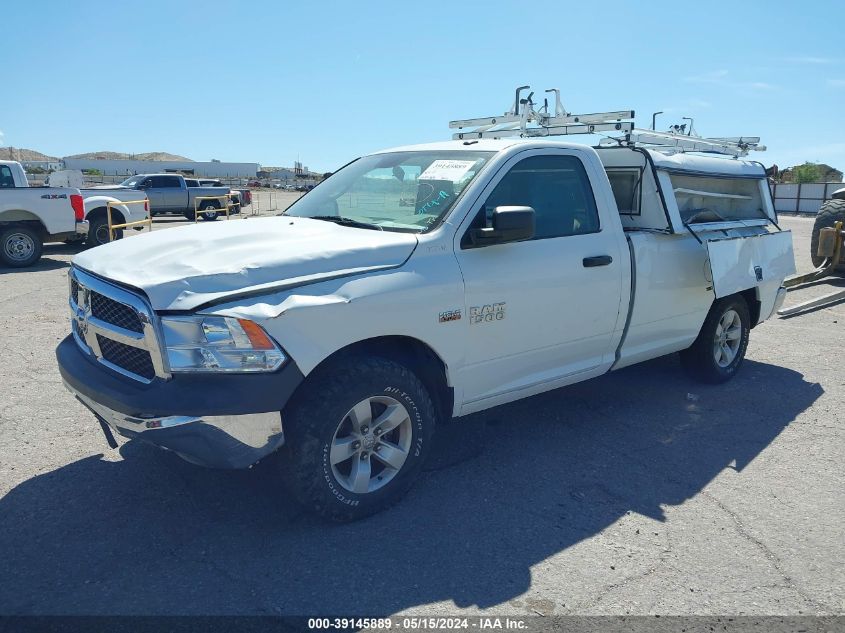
[161,316,285,373]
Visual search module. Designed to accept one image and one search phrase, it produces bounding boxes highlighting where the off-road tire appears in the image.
[280,356,436,522]
[86,215,122,247]
[0,226,43,268]
[680,295,750,384]
[810,199,845,272]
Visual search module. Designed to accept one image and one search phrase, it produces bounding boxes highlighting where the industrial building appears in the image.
[60,157,259,178]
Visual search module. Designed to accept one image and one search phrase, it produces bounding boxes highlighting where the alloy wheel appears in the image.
[713,308,742,367]
[330,395,413,494]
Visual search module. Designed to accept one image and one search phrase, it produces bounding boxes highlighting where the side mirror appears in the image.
[469,206,535,247]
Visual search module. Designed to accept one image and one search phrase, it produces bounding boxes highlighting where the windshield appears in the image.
[120,176,144,187]
[285,151,493,232]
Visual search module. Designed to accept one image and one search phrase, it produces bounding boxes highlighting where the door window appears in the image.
[468,154,600,243]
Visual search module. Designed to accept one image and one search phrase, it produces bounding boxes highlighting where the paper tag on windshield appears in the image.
[419,160,476,182]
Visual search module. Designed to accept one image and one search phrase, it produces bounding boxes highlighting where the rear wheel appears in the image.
[0,226,43,268]
[199,201,221,221]
[280,356,436,522]
[86,214,122,247]
[810,199,845,272]
[680,295,750,384]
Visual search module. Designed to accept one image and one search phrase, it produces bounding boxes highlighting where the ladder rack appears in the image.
[449,86,635,140]
[450,86,765,157]
[611,130,766,158]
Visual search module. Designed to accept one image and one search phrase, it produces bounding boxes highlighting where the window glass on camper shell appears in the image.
[606,168,642,215]
[669,172,767,223]
[285,151,494,232]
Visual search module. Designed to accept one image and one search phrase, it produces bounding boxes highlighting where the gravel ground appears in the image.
[0,214,842,617]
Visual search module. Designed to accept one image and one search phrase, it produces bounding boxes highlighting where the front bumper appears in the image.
[57,335,304,468]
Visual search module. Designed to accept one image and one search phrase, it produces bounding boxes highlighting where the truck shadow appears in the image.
[0,357,822,615]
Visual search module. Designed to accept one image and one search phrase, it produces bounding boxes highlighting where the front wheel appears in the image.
[680,296,750,384]
[0,226,43,268]
[280,356,436,522]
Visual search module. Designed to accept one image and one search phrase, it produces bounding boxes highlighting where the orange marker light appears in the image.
[237,319,275,350]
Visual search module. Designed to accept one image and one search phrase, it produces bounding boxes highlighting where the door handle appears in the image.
[582,255,613,267]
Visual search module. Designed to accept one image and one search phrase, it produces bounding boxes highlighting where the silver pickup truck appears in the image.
[116,174,231,221]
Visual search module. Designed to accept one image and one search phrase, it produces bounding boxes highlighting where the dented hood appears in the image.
[72,217,418,311]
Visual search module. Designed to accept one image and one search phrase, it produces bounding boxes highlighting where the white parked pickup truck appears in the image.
[74,185,150,248]
[12,165,148,248]
[0,160,88,267]
[57,131,795,521]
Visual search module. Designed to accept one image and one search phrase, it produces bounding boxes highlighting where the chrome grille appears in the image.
[97,335,156,380]
[68,267,169,383]
[90,292,143,333]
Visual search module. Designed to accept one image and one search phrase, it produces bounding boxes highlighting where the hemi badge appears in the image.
[439,309,462,323]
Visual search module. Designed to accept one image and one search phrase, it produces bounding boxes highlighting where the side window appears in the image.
[148,176,166,188]
[163,176,181,188]
[474,155,600,242]
[0,165,15,188]
[669,173,766,223]
[606,168,642,215]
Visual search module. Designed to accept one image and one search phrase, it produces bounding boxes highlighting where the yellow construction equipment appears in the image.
[778,220,845,316]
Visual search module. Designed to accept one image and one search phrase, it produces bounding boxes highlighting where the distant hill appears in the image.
[1,148,193,162]
[0,147,59,162]
[65,151,193,161]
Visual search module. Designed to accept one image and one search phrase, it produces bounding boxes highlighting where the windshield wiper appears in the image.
[308,216,383,231]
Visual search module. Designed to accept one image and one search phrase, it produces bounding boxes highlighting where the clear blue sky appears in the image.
[2,0,843,173]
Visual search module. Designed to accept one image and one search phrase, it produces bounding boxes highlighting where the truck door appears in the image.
[453,150,624,410]
[143,176,172,211]
[160,175,185,210]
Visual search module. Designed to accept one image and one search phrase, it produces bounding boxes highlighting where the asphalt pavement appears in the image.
[0,214,842,616]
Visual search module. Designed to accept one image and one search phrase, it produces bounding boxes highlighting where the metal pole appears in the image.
[796,182,801,214]
[651,111,663,131]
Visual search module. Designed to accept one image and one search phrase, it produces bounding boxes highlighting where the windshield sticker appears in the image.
[416,189,451,215]
[419,160,476,182]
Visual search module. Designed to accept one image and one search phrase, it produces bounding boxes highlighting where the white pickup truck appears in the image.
[0,160,88,267]
[57,129,795,521]
[74,185,150,247]
[18,165,149,248]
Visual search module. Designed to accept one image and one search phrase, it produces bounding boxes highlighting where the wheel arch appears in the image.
[739,288,762,328]
[297,335,454,424]
[86,205,126,226]
[0,210,48,236]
